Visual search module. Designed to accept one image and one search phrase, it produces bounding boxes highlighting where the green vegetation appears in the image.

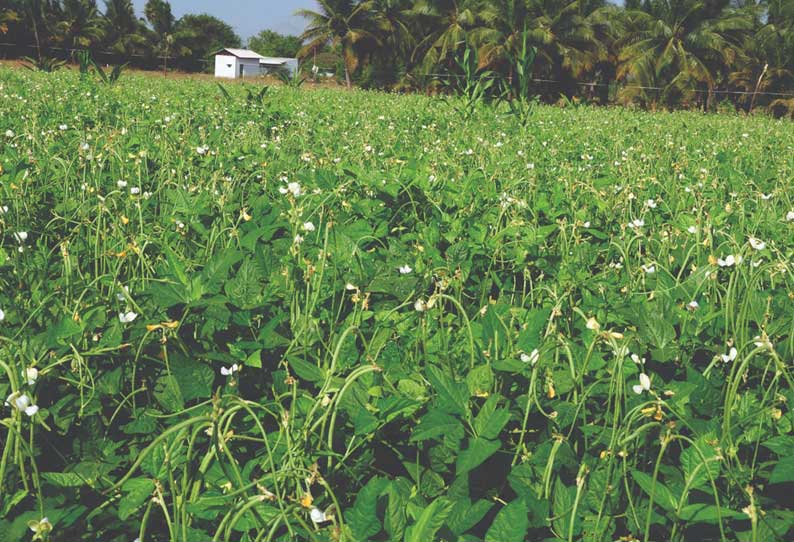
[3,1,794,112]
[294,0,794,113]
[2,66,794,542]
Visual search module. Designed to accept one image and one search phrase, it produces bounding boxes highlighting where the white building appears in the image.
[213,48,265,79]
[260,57,299,77]
[213,48,300,79]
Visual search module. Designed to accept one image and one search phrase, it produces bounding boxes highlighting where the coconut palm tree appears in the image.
[55,0,104,51]
[297,0,386,88]
[0,1,20,35]
[730,0,794,113]
[616,0,752,108]
[469,0,533,72]
[408,0,481,71]
[102,0,147,57]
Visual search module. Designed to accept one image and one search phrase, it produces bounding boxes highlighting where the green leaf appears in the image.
[631,470,678,512]
[384,482,408,541]
[170,356,214,402]
[40,472,85,487]
[552,478,576,536]
[769,456,794,484]
[346,476,388,540]
[411,409,464,443]
[679,503,747,523]
[245,349,262,368]
[466,364,494,395]
[404,497,452,542]
[473,394,510,440]
[426,365,468,416]
[224,259,265,309]
[289,357,324,383]
[456,437,500,475]
[154,374,184,413]
[762,435,794,456]
[680,441,720,490]
[517,308,551,352]
[448,498,493,536]
[118,478,153,520]
[485,498,529,542]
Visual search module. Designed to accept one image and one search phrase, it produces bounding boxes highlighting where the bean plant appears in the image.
[1,67,794,542]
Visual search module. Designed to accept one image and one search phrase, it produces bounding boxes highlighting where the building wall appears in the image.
[239,59,261,78]
[282,59,299,76]
[215,55,237,78]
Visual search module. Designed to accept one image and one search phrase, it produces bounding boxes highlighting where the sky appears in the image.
[130,1,319,42]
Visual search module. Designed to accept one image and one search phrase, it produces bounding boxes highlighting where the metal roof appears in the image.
[213,48,266,60]
[260,57,297,65]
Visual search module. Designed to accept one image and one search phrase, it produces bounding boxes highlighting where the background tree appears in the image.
[176,13,241,71]
[55,0,104,50]
[297,0,386,88]
[616,0,751,108]
[144,0,189,74]
[248,29,302,57]
[102,0,146,57]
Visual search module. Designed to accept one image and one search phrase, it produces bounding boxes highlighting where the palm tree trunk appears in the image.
[29,7,42,62]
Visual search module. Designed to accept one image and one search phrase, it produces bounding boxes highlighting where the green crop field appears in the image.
[1,67,794,542]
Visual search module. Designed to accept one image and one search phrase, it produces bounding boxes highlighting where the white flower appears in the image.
[118,311,138,323]
[13,393,30,410]
[80,142,89,151]
[585,317,600,331]
[520,349,539,365]
[293,234,304,245]
[25,368,38,386]
[627,218,645,229]
[220,364,239,376]
[281,181,302,197]
[28,517,52,537]
[117,179,128,188]
[583,221,591,228]
[302,221,315,232]
[414,299,427,312]
[6,392,37,416]
[116,286,129,301]
[786,211,794,222]
[641,263,656,274]
[645,199,657,209]
[59,124,68,131]
[720,347,738,363]
[717,255,738,267]
[309,507,327,524]
[632,373,651,394]
[196,146,207,155]
[761,193,773,200]
[748,237,766,250]
[130,187,140,195]
[13,231,28,243]
[398,265,412,274]
[0,308,4,321]
[5,129,14,138]
[345,283,357,291]
[630,353,645,365]
[687,300,699,311]
[753,335,773,349]
[687,226,697,234]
